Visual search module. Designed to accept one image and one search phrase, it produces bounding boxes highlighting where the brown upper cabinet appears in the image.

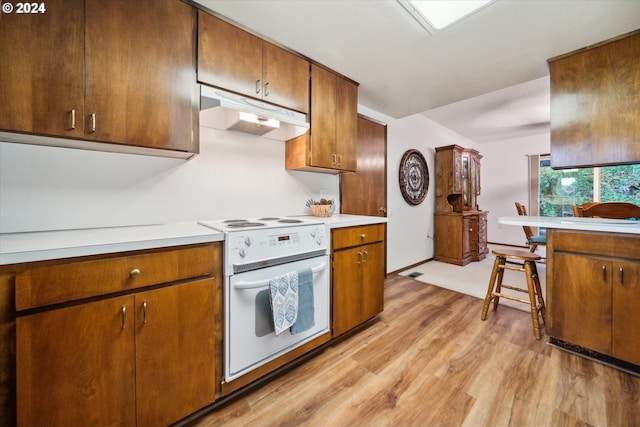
[0,0,84,140]
[285,64,358,173]
[197,11,310,114]
[548,30,640,169]
[0,0,199,156]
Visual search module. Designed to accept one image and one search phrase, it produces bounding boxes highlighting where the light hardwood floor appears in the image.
[189,275,640,427]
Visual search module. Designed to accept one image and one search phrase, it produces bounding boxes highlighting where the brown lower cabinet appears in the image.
[548,230,640,366]
[13,243,222,427]
[332,224,385,337]
[434,211,488,266]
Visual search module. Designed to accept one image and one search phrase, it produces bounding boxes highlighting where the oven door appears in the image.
[226,254,329,382]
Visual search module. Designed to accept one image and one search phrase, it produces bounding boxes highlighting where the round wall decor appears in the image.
[399,149,429,205]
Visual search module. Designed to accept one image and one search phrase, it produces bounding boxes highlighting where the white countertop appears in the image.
[0,215,386,266]
[298,214,388,228]
[498,215,640,235]
[0,222,224,265]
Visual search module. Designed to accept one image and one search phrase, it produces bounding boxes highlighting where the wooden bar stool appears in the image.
[480,249,546,339]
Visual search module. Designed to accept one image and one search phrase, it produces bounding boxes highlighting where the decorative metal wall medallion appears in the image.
[399,149,429,205]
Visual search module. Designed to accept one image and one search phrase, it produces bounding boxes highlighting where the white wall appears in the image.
[0,127,339,233]
[479,132,550,246]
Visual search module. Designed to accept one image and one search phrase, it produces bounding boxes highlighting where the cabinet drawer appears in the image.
[478,217,487,232]
[16,244,216,311]
[551,230,640,259]
[332,224,385,250]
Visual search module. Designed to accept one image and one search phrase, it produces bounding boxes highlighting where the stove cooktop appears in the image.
[199,217,321,232]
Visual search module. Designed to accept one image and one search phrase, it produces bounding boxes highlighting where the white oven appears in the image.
[199,218,330,382]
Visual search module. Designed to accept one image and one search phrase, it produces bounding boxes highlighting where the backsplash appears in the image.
[0,126,338,233]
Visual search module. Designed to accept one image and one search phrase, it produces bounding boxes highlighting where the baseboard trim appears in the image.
[548,337,640,377]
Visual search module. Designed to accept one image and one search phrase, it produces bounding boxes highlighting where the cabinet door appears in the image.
[332,247,362,336]
[551,254,611,354]
[361,242,385,322]
[263,42,309,113]
[197,11,262,98]
[461,154,470,210]
[135,278,217,427]
[477,213,488,257]
[335,76,358,171]
[85,0,197,151]
[453,148,463,193]
[550,32,640,168]
[0,0,84,138]
[16,296,136,427]
[310,64,337,169]
[612,260,640,365]
[468,216,479,255]
[341,116,387,217]
[473,154,482,196]
[461,215,471,260]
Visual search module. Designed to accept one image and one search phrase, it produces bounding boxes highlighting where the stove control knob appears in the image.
[244,236,253,246]
[238,247,247,258]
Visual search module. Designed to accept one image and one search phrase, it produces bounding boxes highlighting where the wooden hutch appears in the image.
[434,145,488,265]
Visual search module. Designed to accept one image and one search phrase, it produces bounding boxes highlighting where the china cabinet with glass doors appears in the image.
[434,145,487,265]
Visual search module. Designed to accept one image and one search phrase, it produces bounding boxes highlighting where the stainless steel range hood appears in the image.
[200,85,309,141]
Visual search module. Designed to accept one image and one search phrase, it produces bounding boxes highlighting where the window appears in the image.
[397,0,494,33]
[538,155,640,217]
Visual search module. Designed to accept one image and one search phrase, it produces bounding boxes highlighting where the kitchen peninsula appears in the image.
[499,215,640,372]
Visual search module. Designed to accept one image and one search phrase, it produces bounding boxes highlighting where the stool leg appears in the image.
[492,256,506,310]
[532,265,546,324]
[481,256,502,320]
[524,261,542,340]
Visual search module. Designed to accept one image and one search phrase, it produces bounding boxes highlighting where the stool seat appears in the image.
[481,249,546,339]
[491,249,541,261]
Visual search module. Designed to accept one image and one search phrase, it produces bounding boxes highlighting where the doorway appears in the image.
[340,114,387,217]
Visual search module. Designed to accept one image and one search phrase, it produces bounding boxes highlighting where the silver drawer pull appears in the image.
[69,109,76,130]
[89,113,96,133]
[121,305,127,329]
[142,301,147,324]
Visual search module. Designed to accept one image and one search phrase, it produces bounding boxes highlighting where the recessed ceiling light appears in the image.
[398,0,494,34]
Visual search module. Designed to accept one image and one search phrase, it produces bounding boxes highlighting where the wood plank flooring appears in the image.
[189,275,640,427]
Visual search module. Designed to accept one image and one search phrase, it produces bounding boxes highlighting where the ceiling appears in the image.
[192,0,640,143]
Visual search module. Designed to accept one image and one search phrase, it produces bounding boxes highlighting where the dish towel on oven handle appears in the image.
[291,267,315,334]
[269,270,299,335]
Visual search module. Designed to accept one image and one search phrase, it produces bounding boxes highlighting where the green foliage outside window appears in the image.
[539,161,640,217]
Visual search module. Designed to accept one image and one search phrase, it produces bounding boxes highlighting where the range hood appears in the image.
[200,85,309,141]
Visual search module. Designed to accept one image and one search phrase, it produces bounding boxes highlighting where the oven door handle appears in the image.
[233,262,327,290]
